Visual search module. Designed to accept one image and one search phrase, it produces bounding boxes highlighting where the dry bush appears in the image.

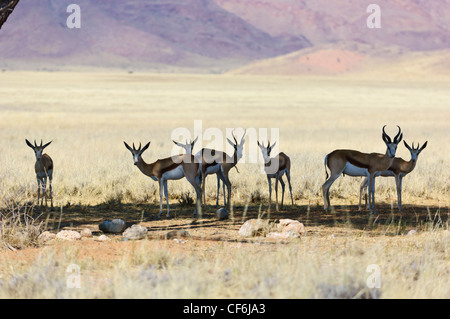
[0,196,43,250]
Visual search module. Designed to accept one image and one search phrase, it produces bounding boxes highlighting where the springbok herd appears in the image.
[25,125,427,218]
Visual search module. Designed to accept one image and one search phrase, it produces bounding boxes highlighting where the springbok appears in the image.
[257,140,294,211]
[173,136,228,206]
[25,139,54,210]
[359,141,427,211]
[322,125,403,213]
[197,130,246,209]
[124,141,202,218]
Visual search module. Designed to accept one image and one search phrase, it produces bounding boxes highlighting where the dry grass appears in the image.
[0,71,448,209]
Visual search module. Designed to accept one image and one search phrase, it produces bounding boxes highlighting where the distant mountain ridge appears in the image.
[0,0,311,71]
[0,0,448,72]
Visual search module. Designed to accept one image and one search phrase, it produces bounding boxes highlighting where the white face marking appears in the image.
[386,143,398,158]
[133,153,140,164]
[35,149,43,160]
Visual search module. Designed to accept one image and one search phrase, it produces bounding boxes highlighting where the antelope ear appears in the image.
[124,141,133,152]
[42,140,53,149]
[227,138,236,148]
[191,136,198,146]
[270,141,277,150]
[403,140,412,151]
[25,139,34,149]
[418,141,428,153]
[172,140,182,147]
[141,141,151,153]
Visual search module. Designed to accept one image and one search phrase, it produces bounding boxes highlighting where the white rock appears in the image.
[238,219,270,237]
[80,228,93,238]
[38,231,56,242]
[97,234,111,242]
[56,230,82,241]
[123,224,148,240]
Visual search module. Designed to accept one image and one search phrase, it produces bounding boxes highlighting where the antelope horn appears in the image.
[382,125,391,143]
[232,129,238,145]
[393,125,402,143]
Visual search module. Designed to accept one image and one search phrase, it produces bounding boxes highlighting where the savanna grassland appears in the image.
[0,71,449,299]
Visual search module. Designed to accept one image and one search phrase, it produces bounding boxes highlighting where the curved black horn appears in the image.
[382,125,391,143]
[132,142,136,151]
[393,125,402,143]
[40,139,43,147]
[232,129,238,144]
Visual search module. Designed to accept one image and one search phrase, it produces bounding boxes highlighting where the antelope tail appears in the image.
[324,154,329,180]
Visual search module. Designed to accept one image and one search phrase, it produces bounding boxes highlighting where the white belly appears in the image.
[342,163,369,177]
[162,165,185,180]
[205,163,221,176]
[267,168,286,179]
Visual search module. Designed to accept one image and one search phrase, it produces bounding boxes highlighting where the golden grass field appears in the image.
[0,71,449,299]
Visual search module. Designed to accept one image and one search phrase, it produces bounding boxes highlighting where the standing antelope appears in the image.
[322,125,403,213]
[257,140,294,211]
[26,139,54,210]
[173,136,227,206]
[359,141,427,211]
[124,141,202,218]
[197,130,246,210]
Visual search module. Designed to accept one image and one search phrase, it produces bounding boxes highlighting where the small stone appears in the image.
[238,219,271,237]
[165,230,191,240]
[216,207,229,220]
[56,230,81,241]
[99,219,127,233]
[38,231,56,242]
[97,234,111,242]
[80,228,93,238]
[407,229,418,236]
[123,224,148,240]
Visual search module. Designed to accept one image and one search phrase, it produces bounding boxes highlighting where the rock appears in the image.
[99,219,126,233]
[80,228,93,238]
[97,234,111,242]
[56,230,82,241]
[216,207,229,220]
[165,230,191,240]
[38,231,56,242]
[265,219,305,239]
[238,219,271,237]
[123,224,148,240]
[407,229,418,236]
[266,230,300,239]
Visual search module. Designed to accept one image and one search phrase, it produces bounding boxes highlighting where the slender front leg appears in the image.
[216,175,220,206]
[279,176,285,208]
[267,175,272,212]
[42,176,47,207]
[286,169,294,206]
[163,180,170,217]
[359,177,368,211]
[49,175,54,211]
[369,173,376,214]
[36,177,42,206]
[275,173,279,211]
[396,175,403,211]
[158,178,164,218]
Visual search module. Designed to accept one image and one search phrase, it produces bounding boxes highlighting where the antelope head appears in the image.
[25,139,52,161]
[227,129,246,161]
[172,136,198,155]
[382,125,403,158]
[124,141,150,165]
[257,140,276,163]
[404,141,428,162]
